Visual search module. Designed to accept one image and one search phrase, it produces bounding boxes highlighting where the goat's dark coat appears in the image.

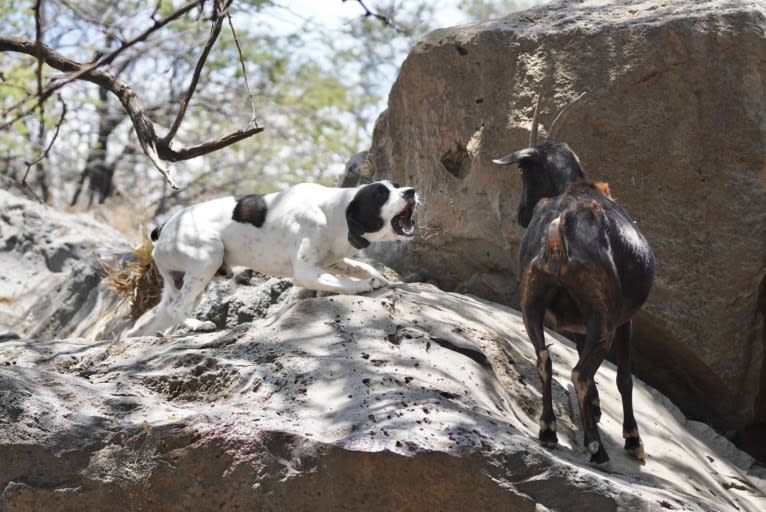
[520,181,654,330]
[495,141,655,466]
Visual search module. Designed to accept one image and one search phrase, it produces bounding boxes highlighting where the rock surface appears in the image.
[364,0,766,457]
[2,283,765,511]
[0,189,130,340]
[2,1,765,503]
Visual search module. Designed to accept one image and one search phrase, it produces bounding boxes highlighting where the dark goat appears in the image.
[494,141,655,466]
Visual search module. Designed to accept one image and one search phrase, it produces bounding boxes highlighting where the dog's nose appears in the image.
[403,188,416,200]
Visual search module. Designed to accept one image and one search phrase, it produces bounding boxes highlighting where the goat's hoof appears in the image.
[624,435,645,460]
[589,457,612,471]
[588,443,610,468]
[538,429,558,447]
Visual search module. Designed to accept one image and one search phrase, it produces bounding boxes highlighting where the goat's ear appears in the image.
[492,147,538,166]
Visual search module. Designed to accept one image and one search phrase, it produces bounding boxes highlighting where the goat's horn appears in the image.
[547,91,587,141]
[529,91,542,147]
[493,147,537,166]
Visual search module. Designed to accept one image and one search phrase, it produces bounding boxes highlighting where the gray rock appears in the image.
[337,150,370,188]
[0,190,130,340]
[1,283,764,511]
[194,271,295,330]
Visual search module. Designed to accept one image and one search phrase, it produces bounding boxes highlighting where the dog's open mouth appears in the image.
[392,201,415,237]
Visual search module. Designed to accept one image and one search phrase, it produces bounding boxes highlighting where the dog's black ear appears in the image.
[346,199,371,250]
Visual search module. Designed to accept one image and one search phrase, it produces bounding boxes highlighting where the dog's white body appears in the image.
[127,181,416,336]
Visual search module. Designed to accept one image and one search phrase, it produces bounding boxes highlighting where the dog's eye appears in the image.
[376,185,388,196]
[391,182,400,188]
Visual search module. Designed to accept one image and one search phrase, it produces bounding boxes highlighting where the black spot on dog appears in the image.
[233,194,268,228]
[150,224,164,241]
[346,182,390,249]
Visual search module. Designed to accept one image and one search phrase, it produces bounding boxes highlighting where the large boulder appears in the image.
[0,189,130,340]
[1,283,764,511]
[365,0,766,458]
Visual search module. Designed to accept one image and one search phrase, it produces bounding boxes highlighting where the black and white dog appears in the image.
[126,180,417,336]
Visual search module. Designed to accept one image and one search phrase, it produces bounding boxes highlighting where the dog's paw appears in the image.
[349,278,383,294]
[183,318,217,332]
[370,275,389,290]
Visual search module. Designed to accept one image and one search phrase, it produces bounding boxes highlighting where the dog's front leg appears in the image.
[338,258,390,287]
[293,263,379,294]
[293,237,383,294]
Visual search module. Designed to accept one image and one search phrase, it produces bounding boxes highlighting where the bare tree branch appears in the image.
[346,0,412,35]
[226,8,258,127]
[163,0,232,143]
[33,0,44,116]
[62,0,205,92]
[157,125,264,162]
[0,35,177,187]
[0,0,266,190]
[23,94,67,181]
[29,0,49,200]
[0,0,204,131]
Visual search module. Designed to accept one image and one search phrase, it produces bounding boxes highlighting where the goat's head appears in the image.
[494,142,585,227]
[493,92,587,227]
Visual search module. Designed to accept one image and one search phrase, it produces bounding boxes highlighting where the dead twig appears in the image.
[162,0,231,143]
[22,94,67,184]
[345,0,412,35]
[226,8,258,127]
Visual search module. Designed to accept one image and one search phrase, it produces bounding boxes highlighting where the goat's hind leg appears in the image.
[521,285,558,447]
[615,321,645,460]
[572,315,611,466]
[573,333,602,423]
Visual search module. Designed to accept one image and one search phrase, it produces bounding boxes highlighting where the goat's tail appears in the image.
[543,216,569,275]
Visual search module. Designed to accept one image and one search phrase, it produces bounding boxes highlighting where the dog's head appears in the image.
[346,180,417,249]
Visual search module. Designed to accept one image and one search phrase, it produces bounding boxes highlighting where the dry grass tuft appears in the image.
[99,235,163,319]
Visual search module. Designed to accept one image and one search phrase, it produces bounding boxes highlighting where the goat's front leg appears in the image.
[572,313,611,466]
[614,321,645,460]
[521,283,558,447]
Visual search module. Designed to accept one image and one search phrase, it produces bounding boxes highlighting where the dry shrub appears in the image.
[99,235,163,319]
